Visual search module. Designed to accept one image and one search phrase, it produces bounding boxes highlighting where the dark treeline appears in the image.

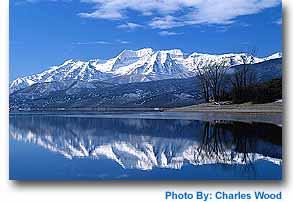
[230,78,282,104]
[196,57,282,104]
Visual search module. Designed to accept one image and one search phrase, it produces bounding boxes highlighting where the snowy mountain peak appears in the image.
[117,48,154,58]
[135,48,154,56]
[9,77,35,93]
[189,52,250,59]
[155,49,184,62]
[10,49,282,93]
[184,52,267,71]
[62,59,76,65]
[158,49,184,56]
[265,52,282,60]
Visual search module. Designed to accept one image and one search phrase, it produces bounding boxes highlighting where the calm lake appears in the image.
[9,113,282,180]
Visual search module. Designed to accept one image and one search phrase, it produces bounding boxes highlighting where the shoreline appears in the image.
[165,101,282,114]
[9,101,282,113]
[9,103,282,126]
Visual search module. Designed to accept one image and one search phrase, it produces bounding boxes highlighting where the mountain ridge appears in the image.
[10,48,282,93]
[9,58,282,110]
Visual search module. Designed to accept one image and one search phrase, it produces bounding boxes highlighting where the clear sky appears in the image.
[10,0,282,80]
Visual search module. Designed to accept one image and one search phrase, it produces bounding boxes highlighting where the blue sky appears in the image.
[10,0,282,80]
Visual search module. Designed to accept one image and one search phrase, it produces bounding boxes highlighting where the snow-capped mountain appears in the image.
[9,48,282,93]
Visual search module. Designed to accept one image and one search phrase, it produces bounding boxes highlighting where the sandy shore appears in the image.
[164,101,283,126]
[167,101,282,113]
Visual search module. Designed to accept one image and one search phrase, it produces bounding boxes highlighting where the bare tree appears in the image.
[230,48,258,90]
[196,48,258,103]
[195,66,210,102]
[196,61,229,102]
[205,62,229,101]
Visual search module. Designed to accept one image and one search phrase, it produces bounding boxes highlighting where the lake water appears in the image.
[9,113,282,180]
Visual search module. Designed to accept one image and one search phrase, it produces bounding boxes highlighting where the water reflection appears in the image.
[10,115,282,172]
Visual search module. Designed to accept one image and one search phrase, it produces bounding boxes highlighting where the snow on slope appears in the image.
[264,52,282,61]
[9,48,282,93]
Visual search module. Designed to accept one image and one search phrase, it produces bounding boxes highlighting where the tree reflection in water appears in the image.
[196,121,228,163]
[196,121,281,164]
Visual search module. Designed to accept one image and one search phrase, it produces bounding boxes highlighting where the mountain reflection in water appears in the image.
[9,114,282,180]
